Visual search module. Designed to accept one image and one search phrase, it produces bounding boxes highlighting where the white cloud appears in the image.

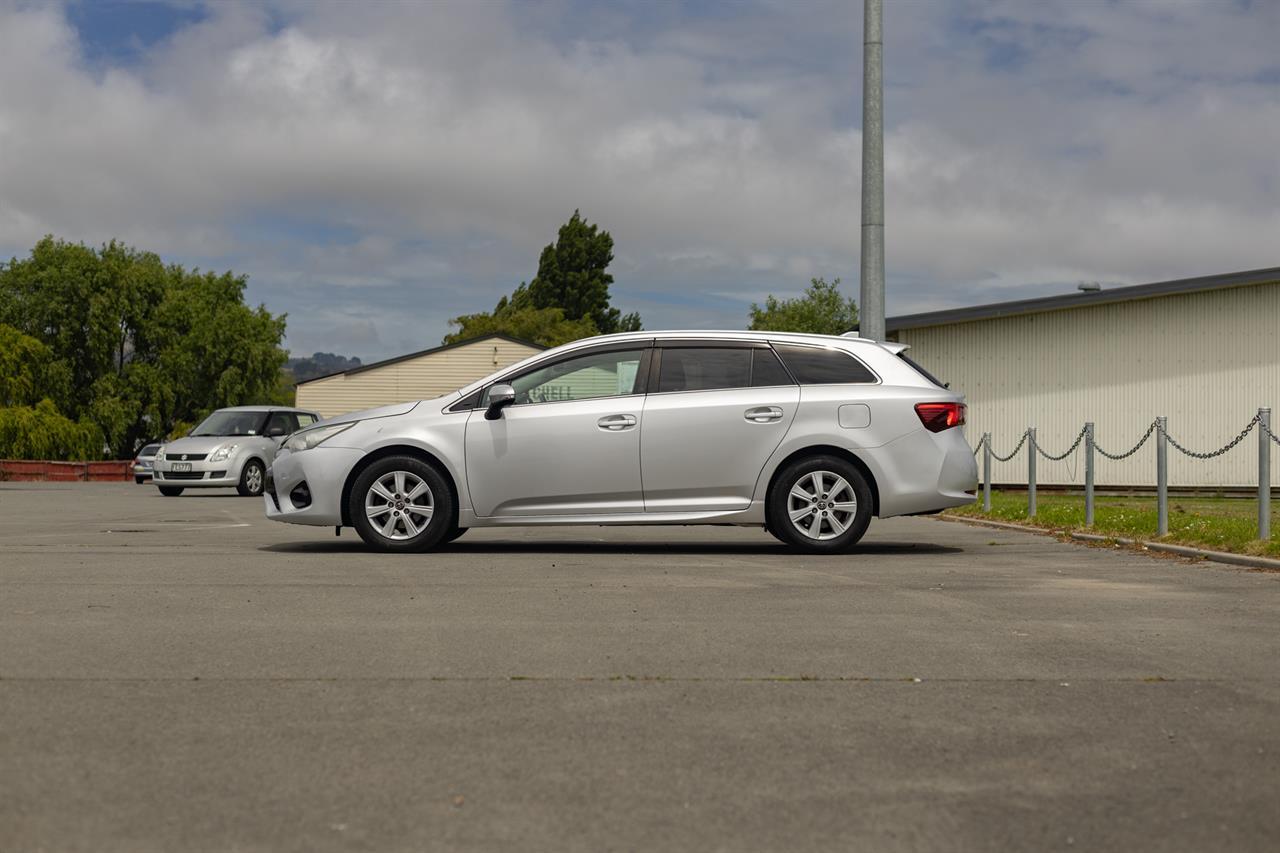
[0,0,1276,359]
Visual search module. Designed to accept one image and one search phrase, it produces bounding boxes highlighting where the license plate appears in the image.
[171,462,192,472]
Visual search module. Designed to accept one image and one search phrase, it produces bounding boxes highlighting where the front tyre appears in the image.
[158,486,184,497]
[237,459,265,497]
[349,456,455,553]
[767,455,873,554]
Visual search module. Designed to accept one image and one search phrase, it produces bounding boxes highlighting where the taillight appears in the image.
[915,402,965,432]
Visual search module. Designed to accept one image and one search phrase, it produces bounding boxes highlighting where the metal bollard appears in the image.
[1261,408,1272,541]
[1028,427,1037,518]
[982,432,992,512]
[1156,416,1168,537]
[1084,422,1095,527]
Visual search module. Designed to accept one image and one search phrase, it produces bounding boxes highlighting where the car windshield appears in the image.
[191,411,269,437]
[139,444,160,456]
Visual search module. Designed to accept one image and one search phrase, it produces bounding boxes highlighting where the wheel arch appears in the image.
[764,445,881,518]
[339,444,459,527]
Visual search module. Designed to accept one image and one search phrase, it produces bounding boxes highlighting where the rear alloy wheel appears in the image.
[349,456,454,553]
[237,460,266,497]
[158,486,184,497]
[768,455,872,554]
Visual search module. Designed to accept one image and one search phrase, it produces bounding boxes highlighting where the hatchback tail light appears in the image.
[915,402,966,432]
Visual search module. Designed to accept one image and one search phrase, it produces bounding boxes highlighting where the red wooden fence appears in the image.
[0,460,133,482]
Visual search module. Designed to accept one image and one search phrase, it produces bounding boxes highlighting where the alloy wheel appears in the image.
[787,470,858,541]
[364,470,435,541]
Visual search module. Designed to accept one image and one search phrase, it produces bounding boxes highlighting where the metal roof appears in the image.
[884,266,1280,332]
[294,333,547,385]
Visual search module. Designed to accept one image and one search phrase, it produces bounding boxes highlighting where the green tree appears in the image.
[445,283,599,348]
[0,324,71,409]
[0,237,288,459]
[748,277,858,336]
[0,400,102,461]
[445,211,641,347]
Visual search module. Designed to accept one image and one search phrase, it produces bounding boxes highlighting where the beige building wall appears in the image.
[297,338,543,419]
[894,281,1280,488]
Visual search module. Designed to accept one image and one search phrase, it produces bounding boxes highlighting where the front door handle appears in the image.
[745,406,784,423]
[598,414,638,431]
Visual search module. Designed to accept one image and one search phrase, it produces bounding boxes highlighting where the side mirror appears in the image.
[484,384,516,420]
[266,426,287,438]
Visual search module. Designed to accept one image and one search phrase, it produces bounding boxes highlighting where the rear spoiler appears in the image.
[840,331,909,355]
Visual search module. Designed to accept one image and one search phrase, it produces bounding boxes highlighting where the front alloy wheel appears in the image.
[237,460,265,497]
[768,455,872,553]
[349,456,454,552]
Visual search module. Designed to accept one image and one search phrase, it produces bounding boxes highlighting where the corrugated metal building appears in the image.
[887,268,1280,488]
[295,334,545,419]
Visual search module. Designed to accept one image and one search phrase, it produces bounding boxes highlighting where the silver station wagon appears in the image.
[264,331,977,553]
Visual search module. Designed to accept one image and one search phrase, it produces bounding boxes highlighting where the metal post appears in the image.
[1027,427,1037,518]
[1261,408,1272,541]
[859,0,885,342]
[982,432,991,512]
[1084,422,1095,527]
[1156,416,1168,537]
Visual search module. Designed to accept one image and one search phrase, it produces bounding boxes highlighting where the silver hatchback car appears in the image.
[264,331,976,553]
[153,406,321,497]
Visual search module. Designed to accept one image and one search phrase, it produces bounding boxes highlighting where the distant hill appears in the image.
[286,352,363,384]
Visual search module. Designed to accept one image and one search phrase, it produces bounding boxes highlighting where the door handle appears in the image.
[597,414,638,431]
[744,406,784,423]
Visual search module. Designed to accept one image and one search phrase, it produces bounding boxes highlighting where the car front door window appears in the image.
[502,349,646,405]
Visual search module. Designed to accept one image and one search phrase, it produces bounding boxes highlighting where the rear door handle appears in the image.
[598,414,637,431]
[745,406,784,423]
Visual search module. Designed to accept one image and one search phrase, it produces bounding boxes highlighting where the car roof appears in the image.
[553,329,887,349]
[213,406,320,415]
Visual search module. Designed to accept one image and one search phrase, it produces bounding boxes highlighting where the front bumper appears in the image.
[264,446,364,527]
[152,459,239,487]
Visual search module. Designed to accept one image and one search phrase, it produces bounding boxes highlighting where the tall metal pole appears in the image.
[859,0,885,341]
[982,432,991,512]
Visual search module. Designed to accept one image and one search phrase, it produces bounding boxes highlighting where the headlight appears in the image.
[284,422,355,452]
[209,444,238,463]
[155,445,166,460]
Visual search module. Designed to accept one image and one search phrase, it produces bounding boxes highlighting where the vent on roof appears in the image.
[1078,282,1102,292]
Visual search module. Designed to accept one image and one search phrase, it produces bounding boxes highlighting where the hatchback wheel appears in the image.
[768,455,872,553]
[349,456,454,552]
[237,460,265,497]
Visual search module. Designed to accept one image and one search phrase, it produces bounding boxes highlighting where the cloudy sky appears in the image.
[1,0,1276,361]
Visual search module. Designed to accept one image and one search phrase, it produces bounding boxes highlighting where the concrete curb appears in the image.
[940,514,1280,572]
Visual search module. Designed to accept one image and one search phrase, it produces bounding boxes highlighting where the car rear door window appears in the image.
[657,348,752,393]
[296,413,317,427]
[774,344,877,384]
[751,348,794,387]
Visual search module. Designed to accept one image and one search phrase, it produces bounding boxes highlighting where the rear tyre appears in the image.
[237,459,265,497]
[767,454,873,554]
[158,486,184,497]
[349,455,455,553]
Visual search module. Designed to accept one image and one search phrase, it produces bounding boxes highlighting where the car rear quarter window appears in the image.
[658,348,752,392]
[751,348,794,387]
[773,344,877,385]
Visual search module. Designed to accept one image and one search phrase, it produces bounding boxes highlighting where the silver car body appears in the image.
[153,406,321,490]
[264,331,977,532]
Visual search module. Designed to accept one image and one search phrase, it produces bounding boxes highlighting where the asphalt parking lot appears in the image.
[1,482,1277,852]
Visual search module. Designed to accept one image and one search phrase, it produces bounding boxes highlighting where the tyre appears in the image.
[135,476,145,485]
[441,526,468,544]
[237,459,265,497]
[348,455,455,553]
[767,454,873,554]
[158,486,184,497]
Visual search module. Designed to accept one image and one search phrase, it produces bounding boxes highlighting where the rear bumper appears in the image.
[265,447,363,527]
[865,427,978,517]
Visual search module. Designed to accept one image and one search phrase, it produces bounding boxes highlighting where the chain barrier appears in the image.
[1034,425,1087,461]
[1160,414,1259,459]
[990,430,1029,462]
[1093,420,1157,460]
[971,434,985,456]
[1260,417,1280,447]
